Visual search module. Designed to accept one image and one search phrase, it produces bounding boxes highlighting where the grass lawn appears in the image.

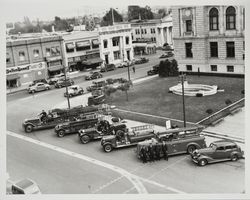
[107,75,244,123]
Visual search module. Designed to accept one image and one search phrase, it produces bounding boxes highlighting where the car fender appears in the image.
[196,154,213,162]
[186,142,200,149]
[102,141,113,147]
[23,122,35,127]
[230,151,243,158]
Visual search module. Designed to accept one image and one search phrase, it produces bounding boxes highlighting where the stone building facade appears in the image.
[172,6,245,76]
[98,24,134,66]
[6,34,65,88]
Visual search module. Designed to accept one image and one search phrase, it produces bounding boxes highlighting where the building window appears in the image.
[112,37,119,46]
[186,20,192,32]
[141,29,144,34]
[51,46,60,56]
[46,48,51,56]
[92,39,99,49]
[226,6,236,30]
[243,41,245,60]
[209,7,219,30]
[185,43,193,58]
[144,29,147,34]
[125,36,129,45]
[131,34,134,40]
[33,49,40,58]
[226,42,235,58]
[211,65,217,71]
[103,40,108,48]
[19,51,25,61]
[76,41,91,51]
[186,65,192,71]
[210,42,218,57]
[227,65,234,72]
[151,28,155,33]
[113,51,120,60]
[6,52,10,63]
[65,43,74,53]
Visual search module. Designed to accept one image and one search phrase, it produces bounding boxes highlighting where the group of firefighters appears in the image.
[138,139,169,163]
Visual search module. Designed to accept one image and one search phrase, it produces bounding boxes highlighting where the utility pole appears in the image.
[64,66,71,109]
[180,74,186,127]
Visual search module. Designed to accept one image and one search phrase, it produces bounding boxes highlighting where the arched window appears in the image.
[226,6,236,30]
[209,7,219,30]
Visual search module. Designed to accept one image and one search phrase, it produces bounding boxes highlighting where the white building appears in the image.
[130,15,173,47]
[98,24,134,65]
[61,31,103,71]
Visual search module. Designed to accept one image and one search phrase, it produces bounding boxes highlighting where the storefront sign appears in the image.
[6,62,45,75]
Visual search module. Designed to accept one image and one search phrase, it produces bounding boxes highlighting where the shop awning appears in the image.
[66,43,74,49]
[48,65,64,72]
[46,56,62,62]
[76,41,90,47]
[82,57,103,65]
[7,73,20,80]
[92,39,99,45]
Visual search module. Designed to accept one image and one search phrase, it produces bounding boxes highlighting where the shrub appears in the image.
[206,109,213,114]
[106,78,114,84]
[241,90,245,94]
[196,93,203,97]
[225,99,232,105]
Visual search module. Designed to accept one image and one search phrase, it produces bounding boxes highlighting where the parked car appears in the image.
[28,79,49,87]
[64,85,84,97]
[159,53,169,59]
[86,81,106,92]
[27,82,51,93]
[85,72,103,80]
[117,61,132,68]
[7,178,41,194]
[55,78,74,88]
[134,57,149,64]
[100,64,116,72]
[147,65,159,76]
[191,140,244,166]
[48,73,65,85]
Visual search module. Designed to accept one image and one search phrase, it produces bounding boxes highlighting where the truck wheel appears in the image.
[57,130,65,137]
[104,144,113,152]
[187,145,197,154]
[46,87,50,90]
[231,154,238,161]
[198,159,207,166]
[69,94,72,98]
[25,124,33,133]
[79,91,83,95]
[116,130,125,138]
[80,135,90,144]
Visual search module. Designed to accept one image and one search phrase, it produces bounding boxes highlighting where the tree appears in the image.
[128,5,154,21]
[158,9,167,18]
[101,8,123,26]
[117,81,132,101]
[103,86,117,103]
[158,59,179,77]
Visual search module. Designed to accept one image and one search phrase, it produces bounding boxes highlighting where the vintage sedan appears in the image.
[64,85,84,97]
[85,72,103,80]
[55,78,74,88]
[191,140,244,166]
[27,82,51,93]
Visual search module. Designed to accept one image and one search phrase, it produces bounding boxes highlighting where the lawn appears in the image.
[107,75,244,124]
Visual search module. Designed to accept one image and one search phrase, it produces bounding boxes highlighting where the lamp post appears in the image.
[180,73,186,127]
[64,65,71,109]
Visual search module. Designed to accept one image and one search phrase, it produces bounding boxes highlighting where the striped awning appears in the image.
[48,65,64,72]
[82,57,103,65]
[66,43,74,49]
[7,73,20,80]
[76,41,90,47]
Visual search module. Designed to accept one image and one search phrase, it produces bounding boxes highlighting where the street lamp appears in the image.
[179,73,186,127]
[64,65,71,109]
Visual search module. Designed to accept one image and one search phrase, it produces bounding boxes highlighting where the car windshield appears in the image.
[209,143,217,150]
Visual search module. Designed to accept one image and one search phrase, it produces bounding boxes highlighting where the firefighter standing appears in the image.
[155,143,161,161]
[148,143,155,162]
[140,146,147,163]
[162,141,169,161]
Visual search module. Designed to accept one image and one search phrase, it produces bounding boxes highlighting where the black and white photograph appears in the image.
[0,0,249,199]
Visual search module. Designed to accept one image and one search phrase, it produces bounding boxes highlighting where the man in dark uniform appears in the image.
[148,143,155,162]
[155,143,161,161]
[140,146,147,163]
[40,110,47,122]
[162,141,169,161]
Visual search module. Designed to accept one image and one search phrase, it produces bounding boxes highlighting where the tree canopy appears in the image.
[128,5,154,21]
[101,8,123,26]
[159,59,179,77]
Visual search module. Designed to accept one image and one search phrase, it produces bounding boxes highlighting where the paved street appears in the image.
[6,54,245,194]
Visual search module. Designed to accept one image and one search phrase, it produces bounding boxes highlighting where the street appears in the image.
[6,52,245,194]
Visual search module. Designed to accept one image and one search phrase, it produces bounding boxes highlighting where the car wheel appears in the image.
[31,90,35,94]
[187,145,197,154]
[79,91,83,95]
[57,130,65,138]
[80,135,90,144]
[104,144,113,153]
[198,159,208,166]
[46,87,50,90]
[69,94,72,98]
[231,154,238,161]
[59,85,62,88]
[25,124,33,133]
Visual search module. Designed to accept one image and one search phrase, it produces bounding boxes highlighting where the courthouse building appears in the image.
[172,6,245,76]
[6,34,65,88]
[98,24,134,65]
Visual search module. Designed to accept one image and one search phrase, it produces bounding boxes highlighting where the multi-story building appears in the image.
[62,31,103,72]
[172,6,245,76]
[6,34,65,88]
[98,24,134,65]
[130,15,173,47]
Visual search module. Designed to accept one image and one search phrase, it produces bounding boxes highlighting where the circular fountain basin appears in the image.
[169,81,217,96]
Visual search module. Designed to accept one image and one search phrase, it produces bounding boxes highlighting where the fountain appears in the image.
[169,80,218,96]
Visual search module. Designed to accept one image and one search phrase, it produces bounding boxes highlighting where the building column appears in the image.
[166,27,170,45]
[237,6,242,34]
[219,6,224,35]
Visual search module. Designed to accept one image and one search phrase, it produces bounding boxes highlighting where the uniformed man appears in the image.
[148,143,155,162]
[40,110,47,122]
[162,141,169,161]
[155,143,161,161]
[140,146,147,163]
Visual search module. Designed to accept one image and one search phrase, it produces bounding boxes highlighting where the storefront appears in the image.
[6,62,47,88]
[46,56,64,77]
[133,42,156,55]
